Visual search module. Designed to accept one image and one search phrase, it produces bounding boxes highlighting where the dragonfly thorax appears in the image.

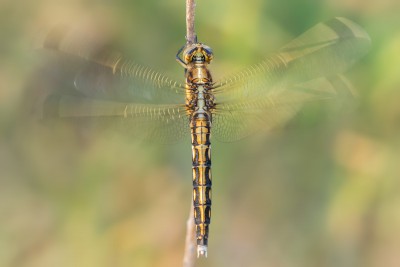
[183,43,213,64]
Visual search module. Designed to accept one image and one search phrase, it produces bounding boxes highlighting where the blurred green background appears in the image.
[1,0,400,266]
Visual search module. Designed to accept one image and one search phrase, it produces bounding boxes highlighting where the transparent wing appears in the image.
[212,75,356,142]
[37,24,185,104]
[41,94,189,143]
[214,17,371,101]
[211,17,370,142]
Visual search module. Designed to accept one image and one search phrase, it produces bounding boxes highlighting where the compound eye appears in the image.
[183,45,199,63]
[201,46,213,62]
[202,45,213,56]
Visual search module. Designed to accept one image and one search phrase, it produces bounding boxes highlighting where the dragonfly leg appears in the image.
[176,45,187,68]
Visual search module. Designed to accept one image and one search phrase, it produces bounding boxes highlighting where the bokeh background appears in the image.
[1,0,400,266]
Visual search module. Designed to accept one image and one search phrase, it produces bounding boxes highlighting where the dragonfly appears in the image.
[37,17,370,257]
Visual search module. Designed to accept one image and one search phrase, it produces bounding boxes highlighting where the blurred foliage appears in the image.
[1,0,400,266]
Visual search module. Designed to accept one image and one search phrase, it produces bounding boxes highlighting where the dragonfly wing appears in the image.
[37,24,184,103]
[214,17,371,101]
[73,61,183,104]
[212,17,369,142]
[41,94,189,143]
[212,75,355,142]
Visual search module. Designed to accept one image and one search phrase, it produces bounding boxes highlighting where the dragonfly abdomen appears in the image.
[190,112,212,256]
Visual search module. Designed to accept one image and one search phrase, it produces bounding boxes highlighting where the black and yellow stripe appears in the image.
[190,112,212,248]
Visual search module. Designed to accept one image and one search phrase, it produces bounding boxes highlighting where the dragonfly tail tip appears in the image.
[197,245,208,258]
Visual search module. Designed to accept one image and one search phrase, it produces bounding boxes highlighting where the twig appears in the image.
[183,2,197,266]
[186,0,197,44]
[183,202,196,267]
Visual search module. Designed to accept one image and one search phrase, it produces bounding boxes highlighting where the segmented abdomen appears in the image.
[190,112,212,247]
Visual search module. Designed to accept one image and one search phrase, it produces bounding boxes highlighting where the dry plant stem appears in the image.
[183,1,198,266]
[186,0,197,44]
[183,202,196,267]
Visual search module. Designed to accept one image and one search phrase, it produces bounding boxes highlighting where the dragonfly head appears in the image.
[183,43,213,64]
